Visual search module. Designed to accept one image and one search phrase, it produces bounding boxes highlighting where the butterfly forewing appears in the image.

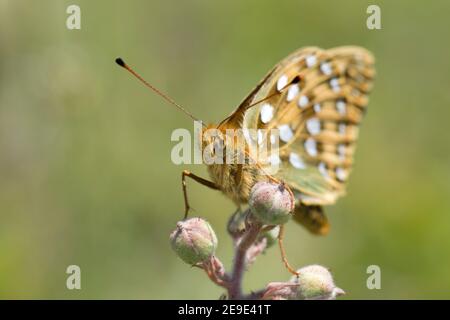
[241,46,375,206]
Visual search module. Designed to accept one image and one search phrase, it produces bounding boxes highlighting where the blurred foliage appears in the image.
[0,0,449,299]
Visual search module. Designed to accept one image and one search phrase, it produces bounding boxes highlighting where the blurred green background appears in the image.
[0,0,449,299]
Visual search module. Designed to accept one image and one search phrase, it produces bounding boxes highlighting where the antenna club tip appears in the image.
[115,57,126,67]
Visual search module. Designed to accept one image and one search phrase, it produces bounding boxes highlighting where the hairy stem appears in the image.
[228,221,263,299]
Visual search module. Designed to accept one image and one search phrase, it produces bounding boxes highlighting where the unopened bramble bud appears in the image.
[258,226,280,249]
[249,182,294,225]
[227,209,249,236]
[169,217,218,265]
[290,265,345,300]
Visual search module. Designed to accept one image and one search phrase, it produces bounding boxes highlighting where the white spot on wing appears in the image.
[260,103,274,123]
[278,124,294,142]
[304,138,317,157]
[277,74,288,91]
[320,62,332,75]
[313,103,321,113]
[338,144,346,160]
[318,162,329,178]
[306,118,321,135]
[339,123,346,135]
[286,84,299,102]
[305,55,317,68]
[298,95,309,108]
[336,167,347,181]
[336,100,346,115]
[330,78,340,92]
[289,152,306,169]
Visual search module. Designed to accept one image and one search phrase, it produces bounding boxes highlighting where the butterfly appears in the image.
[116,46,375,236]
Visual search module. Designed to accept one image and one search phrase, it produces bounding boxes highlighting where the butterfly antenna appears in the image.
[115,57,204,125]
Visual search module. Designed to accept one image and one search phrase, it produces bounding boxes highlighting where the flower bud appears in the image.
[169,217,218,265]
[227,209,249,236]
[290,265,345,300]
[258,226,280,249]
[249,182,294,225]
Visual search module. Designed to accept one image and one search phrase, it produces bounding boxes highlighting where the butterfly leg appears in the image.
[182,170,220,219]
[278,224,300,276]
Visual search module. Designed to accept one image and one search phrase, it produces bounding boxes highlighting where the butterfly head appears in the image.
[199,123,251,165]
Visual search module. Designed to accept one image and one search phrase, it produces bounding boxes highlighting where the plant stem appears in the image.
[228,221,262,299]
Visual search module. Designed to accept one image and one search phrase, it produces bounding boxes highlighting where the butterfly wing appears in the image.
[226,46,375,233]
